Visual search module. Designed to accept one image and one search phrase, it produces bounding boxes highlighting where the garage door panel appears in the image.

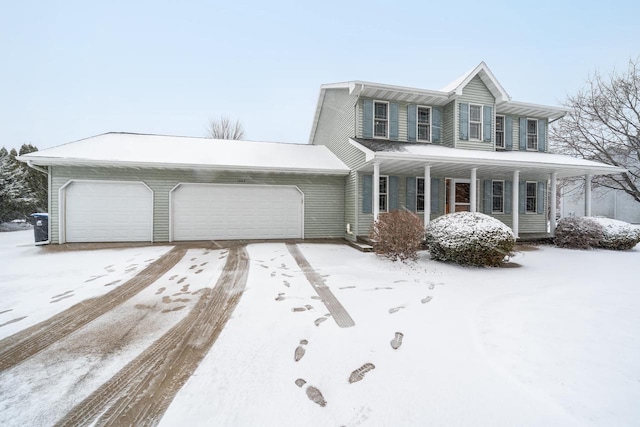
[172,184,302,241]
[65,181,152,243]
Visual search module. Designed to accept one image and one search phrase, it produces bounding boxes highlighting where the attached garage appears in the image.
[171,183,303,241]
[61,181,153,243]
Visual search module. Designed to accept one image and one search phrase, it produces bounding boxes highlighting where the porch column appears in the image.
[373,161,380,220]
[424,165,431,226]
[550,172,557,234]
[512,170,520,238]
[585,174,592,217]
[470,168,477,212]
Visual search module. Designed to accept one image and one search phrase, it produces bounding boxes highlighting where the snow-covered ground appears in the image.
[1,231,639,426]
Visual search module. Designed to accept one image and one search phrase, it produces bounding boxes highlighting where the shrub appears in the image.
[425,212,515,267]
[591,217,640,250]
[369,210,425,262]
[554,217,604,249]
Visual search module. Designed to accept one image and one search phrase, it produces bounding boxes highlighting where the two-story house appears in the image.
[18,62,625,244]
[309,62,625,241]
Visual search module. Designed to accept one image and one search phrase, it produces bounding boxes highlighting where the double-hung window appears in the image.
[416,177,425,211]
[379,176,388,211]
[469,104,482,140]
[495,115,505,149]
[526,181,537,213]
[374,101,389,138]
[492,180,504,213]
[417,106,431,142]
[527,119,538,150]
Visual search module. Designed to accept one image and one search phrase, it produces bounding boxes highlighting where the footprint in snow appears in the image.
[295,379,327,407]
[348,363,376,384]
[421,296,432,304]
[294,339,308,362]
[390,332,404,350]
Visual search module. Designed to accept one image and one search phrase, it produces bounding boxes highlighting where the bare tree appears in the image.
[207,116,245,140]
[551,58,640,203]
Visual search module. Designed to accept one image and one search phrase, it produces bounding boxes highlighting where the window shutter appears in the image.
[505,116,513,150]
[483,180,492,214]
[519,117,526,150]
[389,103,399,140]
[483,105,493,142]
[406,177,416,211]
[538,120,546,152]
[537,181,546,214]
[432,106,442,143]
[519,181,525,214]
[505,180,512,214]
[389,176,399,210]
[430,178,440,213]
[459,103,469,140]
[407,105,417,142]
[363,99,373,138]
[362,175,372,213]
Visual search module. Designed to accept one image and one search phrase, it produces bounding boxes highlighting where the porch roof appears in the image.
[350,138,626,180]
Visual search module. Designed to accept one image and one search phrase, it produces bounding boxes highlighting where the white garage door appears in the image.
[171,184,303,241]
[64,181,153,243]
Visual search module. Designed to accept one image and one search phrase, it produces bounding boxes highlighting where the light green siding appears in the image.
[456,76,495,151]
[442,101,455,147]
[50,166,345,243]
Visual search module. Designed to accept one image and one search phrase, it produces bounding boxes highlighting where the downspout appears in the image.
[26,161,51,245]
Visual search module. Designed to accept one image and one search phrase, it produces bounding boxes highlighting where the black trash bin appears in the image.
[30,213,49,243]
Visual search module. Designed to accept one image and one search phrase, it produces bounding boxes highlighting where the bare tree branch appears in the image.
[206,116,245,140]
[550,58,640,204]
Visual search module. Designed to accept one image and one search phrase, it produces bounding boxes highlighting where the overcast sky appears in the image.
[1,0,638,151]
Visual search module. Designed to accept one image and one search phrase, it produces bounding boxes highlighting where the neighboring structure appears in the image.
[18,62,626,244]
[561,182,640,224]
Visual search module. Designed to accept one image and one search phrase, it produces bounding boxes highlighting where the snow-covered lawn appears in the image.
[0,230,639,426]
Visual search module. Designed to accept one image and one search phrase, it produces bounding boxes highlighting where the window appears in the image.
[526,181,537,213]
[417,106,431,142]
[527,119,538,150]
[492,180,504,213]
[379,176,388,211]
[469,104,482,140]
[374,101,388,138]
[495,115,505,148]
[416,177,425,211]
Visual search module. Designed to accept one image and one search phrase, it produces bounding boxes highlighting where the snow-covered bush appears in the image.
[590,217,640,250]
[369,210,425,262]
[425,212,515,267]
[554,217,603,249]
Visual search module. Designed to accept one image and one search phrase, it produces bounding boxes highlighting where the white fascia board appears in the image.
[17,157,350,176]
[308,88,327,144]
[373,152,627,174]
[497,100,569,121]
[348,138,375,162]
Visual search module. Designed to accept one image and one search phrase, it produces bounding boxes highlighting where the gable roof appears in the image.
[18,132,350,175]
[439,61,511,103]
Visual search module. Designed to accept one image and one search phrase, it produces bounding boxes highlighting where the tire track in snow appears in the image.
[55,244,249,427]
[0,246,187,371]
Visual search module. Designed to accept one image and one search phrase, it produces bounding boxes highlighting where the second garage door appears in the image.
[171,184,303,241]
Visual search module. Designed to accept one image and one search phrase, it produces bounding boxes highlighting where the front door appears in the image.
[445,179,473,214]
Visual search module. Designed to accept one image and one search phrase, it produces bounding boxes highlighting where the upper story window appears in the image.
[417,106,431,142]
[469,104,482,140]
[527,119,538,150]
[379,175,388,211]
[374,101,389,138]
[495,116,505,149]
[492,180,504,213]
[526,181,537,213]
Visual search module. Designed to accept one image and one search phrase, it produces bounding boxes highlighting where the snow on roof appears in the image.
[18,132,350,175]
[351,138,627,176]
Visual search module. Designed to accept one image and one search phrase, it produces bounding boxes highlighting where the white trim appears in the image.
[550,173,557,233]
[470,168,477,213]
[513,170,520,237]
[446,178,479,213]
[416,105,432,143]
[373,100,390,139]
[59,179,154,244]
[169,182,305,241]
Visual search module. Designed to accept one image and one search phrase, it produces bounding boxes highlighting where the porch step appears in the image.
[347,239,374,252]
